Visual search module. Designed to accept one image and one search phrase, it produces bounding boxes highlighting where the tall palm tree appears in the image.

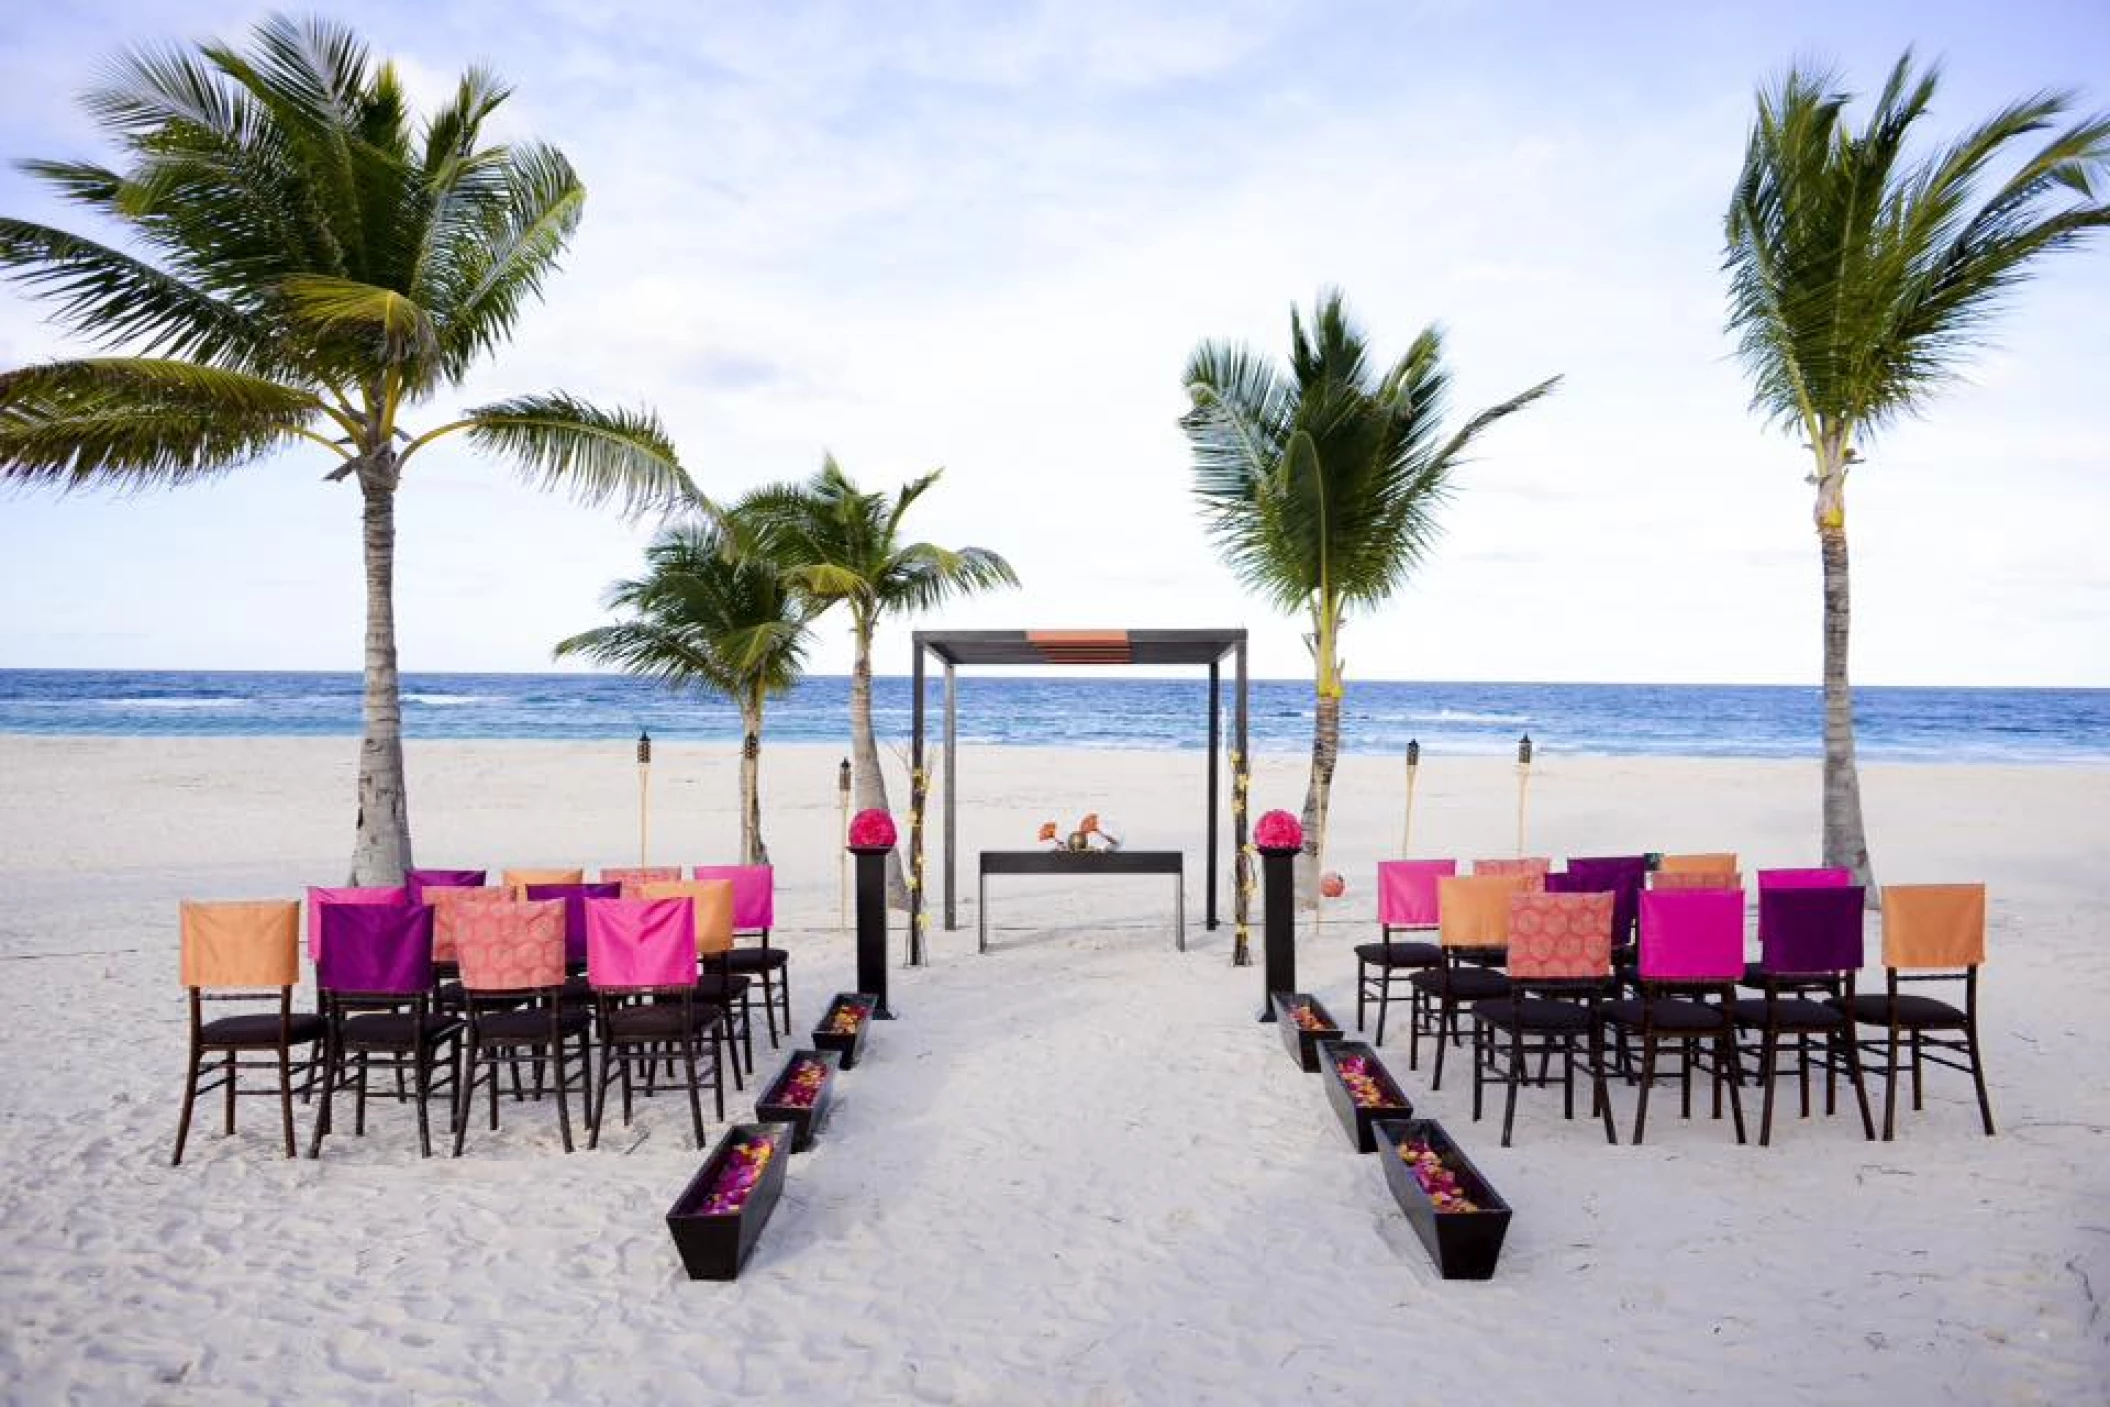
[1725,53,2109,888]
[743,456,1018,906]
[1182,289,1558,900]
[554,512,812,865]
[0,16,692,884]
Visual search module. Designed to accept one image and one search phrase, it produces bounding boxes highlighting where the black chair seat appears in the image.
[1731,997,1846,1031]
[473,1007,591,1042]
[1409,967,1511,1000]
[1473,996,1593,1031]
[1739,962,1841,993]
[1605,997,1729,1034]
[201,1012,326,1048]
[1836,993,1968,1029]
[1356,941,1441,968]
[339,1012,462,1048]
[719,947,789,973]
[605,1003,722,1041]
[693,973,754,1001]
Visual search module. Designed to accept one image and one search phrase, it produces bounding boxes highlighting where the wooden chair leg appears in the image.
[1883,1025,1900,1140]
[681,1035,707,1149]
[1591,1025,1617,1145]
[1758,1028,1778,1147]
[1721,1031,1747,1144]
[223,1049,237,1136]
[1501,1022,1524,1148]
[277,1042,298,1159]
[1633,1037,1656,1145]
[172,1041,203,1166]
[1842,1030,1876,1141]
[1911,1030,1926,1110]
[1966,1019,1996,1136]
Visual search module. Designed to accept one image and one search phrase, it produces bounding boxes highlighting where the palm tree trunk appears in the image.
[1815,453,1873,892]
[739,694,768,867]
[1297,690,1342,908]
[349,455,412,884]
[849,616,909,907]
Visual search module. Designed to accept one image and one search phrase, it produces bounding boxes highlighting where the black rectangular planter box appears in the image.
[812,993,877,1070]
[1271,991,1343,1072]
[1371,1117,1513,1281]
[753,1048,841,1152]
[1318,1040,1414,1152]
[665,1121,794,1281]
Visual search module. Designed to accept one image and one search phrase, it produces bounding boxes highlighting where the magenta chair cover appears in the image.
[405,868,488,906]
[584,897,697,989]
[1757,885,1865,975]
[1565,855,1648,944]
[1637,889,1745,982]
[1757,867,1853,890]
[690,865,774,931]
[306,885,410,962]
[1376,860,1457,928]
[525,882,623,966]
[316,902,435,995]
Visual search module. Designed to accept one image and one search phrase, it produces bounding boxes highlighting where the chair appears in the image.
[1471,891,1619,1147]
[1835,884,1994,1140]
[692,865,791,1048]
[171,900,321,1164]
[501,868,583,899]
[584,897,725,1149]
[1732,886,1875,1145]
[644,879,754,1080]
[405,868,487,905]
[1650,869,1744,892]
[1407,874,1533,1088]
[450,899,592,1156]
[602,866,680,890]
[1605,890,1748,1145]
[1757,867,1853,889]
[309,903,463,1159]
[1659,852,1738,874]
[305,885,409,962]
[1358,860,1455,1044]
[1565,855,1649,948]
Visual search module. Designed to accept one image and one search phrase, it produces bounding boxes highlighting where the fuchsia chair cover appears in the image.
[452,900,568,992]
[1377,860,1456,928]
[691,865,774,931]
[306,886,410,962]
[524,882,623,966]
[1637,889,1745,982]
[1757,885,1866,975]
[405,868,487,906]
[1757,867,1853,889]
[584,898,697,989]
[316,903,435,994]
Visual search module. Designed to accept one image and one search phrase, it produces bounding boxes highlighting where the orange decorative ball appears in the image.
[1320,871,1346,898]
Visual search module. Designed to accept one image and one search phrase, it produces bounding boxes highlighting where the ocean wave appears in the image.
[404,693,498,707]
[1400,709,1531,726]
[101,697,250,710]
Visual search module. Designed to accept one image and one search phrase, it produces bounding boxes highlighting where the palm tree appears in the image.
[1724,53,2109,888]
[1182,289,1558,900]
[555,512,812,865]
[743,456,1018,906]
[0,16,692,884]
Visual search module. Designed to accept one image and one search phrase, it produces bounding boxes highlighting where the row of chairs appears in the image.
[171,869,786,1165]
[1356,856,1993,1146]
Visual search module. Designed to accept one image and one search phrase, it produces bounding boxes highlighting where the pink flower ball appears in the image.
[848,809,898,849]
[1320,871,1346,898]
[1254,809,1303,850]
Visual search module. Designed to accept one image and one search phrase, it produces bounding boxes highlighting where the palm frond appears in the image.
[460,392,695,514]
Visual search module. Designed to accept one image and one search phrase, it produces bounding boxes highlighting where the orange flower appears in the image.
[1037,822,1058,842]
[1079,812,1100,834]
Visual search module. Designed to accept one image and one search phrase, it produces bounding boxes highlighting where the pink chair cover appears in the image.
[1638,889,1745,981]
[1472,857,1551,881]
[601,866,680,892]
[1377,860,1457,928]
[584,898,697,989]
[690,865,775,931]
[453,900,568,992]
[1758,868,1853,889]
[305,885,409,962]
[426,886,512,964]
[1507,892,1615,979]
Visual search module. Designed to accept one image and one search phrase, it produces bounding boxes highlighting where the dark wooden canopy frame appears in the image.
[908,628,1250,965]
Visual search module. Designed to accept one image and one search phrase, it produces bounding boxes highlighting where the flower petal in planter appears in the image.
[812,993,877,1069]
[1318,1040,1414,1152]
[754,1048,842,1152]
[1270,991,1342,1071]
[665,1121,795,1280]
[1371,1117,1513,1280]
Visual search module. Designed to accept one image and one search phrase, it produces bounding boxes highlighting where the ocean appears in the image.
[0,670,2104,764]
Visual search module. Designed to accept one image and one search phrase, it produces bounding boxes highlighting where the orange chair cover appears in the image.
[180,900,301,988]
[1650,870,1744,892]
[1438,873,1536,948]
[640,880,736,956]
[1660,852,1738,874]
[1881,884,1986,968]
[501,868,584,900]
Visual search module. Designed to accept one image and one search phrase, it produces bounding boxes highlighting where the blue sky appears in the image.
[1,1,2106,685]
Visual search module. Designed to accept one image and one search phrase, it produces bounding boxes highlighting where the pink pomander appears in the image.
[848,809,897,849]
[1254,809,1303,850]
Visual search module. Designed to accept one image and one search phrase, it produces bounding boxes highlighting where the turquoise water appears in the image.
[1,670,2104,763]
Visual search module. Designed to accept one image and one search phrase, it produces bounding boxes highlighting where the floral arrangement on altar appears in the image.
[1254,809,1303,850]
[1037,812,1122,853]
[848,808,897,849]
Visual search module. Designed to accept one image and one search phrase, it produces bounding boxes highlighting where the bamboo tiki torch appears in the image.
[1515,733,1533,858]
[1401,737,1420,856]
[837,757,852,931]
[636,729,652,866]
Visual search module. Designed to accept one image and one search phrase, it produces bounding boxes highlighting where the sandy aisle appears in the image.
[0,736,2105,1404]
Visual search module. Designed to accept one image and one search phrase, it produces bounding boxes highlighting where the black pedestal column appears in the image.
[851,844,896,1019]
[1257,843,1297,1021]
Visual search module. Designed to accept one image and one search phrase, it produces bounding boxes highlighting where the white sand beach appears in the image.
[2,735,2106,1404]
